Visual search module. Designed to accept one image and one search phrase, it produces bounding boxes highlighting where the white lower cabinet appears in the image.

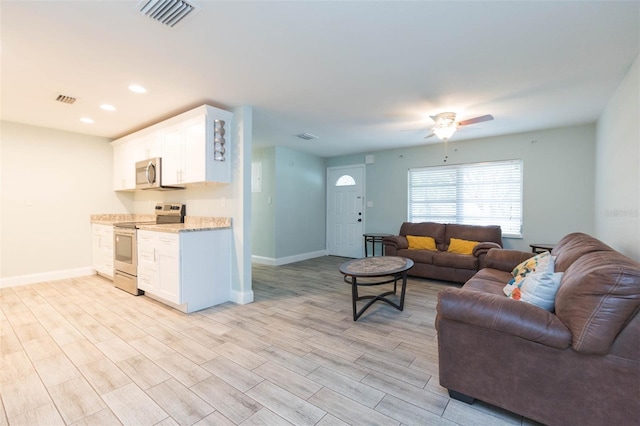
[92,224,114,279]
[136,229,230,313]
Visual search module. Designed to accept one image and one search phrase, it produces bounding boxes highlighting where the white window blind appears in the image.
[408,160,523,237]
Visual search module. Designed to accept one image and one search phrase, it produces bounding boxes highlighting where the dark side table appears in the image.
[339,256,414,321]
[529,243,555,254]
[363,233,392,257]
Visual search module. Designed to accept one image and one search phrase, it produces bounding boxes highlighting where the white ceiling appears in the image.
[1,1,638,157]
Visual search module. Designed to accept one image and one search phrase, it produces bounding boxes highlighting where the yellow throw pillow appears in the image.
[406,235,437,251]
[447,238,479,255]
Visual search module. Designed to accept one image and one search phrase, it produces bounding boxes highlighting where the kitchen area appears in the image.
[89,104,238,313]
[1,104,255,308]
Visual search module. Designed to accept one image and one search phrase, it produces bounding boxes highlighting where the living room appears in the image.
[1,2,639,425]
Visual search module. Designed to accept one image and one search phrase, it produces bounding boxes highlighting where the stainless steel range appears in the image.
[113,203,185,295]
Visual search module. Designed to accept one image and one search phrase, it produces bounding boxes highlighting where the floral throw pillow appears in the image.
[507,251,554,287]
[504,271,564,311]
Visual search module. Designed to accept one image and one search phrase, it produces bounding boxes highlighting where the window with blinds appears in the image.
[408,159,523,237]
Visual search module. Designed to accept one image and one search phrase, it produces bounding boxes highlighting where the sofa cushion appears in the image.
[552,232,614,272]
[444,223,502,247]
[555,251,640,355]
[433,252,478,270]
[399,222,446,246]
[407,235,437,251]
[396,248,436,264]
[447,238,479,255]
[462,268,512,295]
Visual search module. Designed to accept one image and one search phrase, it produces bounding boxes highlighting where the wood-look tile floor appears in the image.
[0,256,539,425]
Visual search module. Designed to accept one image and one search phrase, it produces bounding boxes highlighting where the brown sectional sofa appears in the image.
[382,222,502,283]
[436,232,640,426]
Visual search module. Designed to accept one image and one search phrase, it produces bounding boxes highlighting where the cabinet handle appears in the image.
[153,248,156,262]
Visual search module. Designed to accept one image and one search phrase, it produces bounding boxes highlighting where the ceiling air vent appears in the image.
[138,0,200,27]
[297,133,319,141]
[55,94,77,104]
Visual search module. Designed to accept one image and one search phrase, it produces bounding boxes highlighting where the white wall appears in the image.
[274,147,326,259]
[327,124,596,252]
[0,121,131,284]
[251,146,326,265]
[595,55,640,260]
[251,146,276,258]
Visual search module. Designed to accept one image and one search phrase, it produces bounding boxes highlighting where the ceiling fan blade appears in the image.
[458,114,494,126]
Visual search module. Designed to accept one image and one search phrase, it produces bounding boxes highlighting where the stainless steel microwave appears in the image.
[135,158,183,190]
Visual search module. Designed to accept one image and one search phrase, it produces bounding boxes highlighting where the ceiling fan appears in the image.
[424,112,494,141]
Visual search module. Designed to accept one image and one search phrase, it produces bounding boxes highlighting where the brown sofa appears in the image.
[382,222,502,283]
[436,233,640,426]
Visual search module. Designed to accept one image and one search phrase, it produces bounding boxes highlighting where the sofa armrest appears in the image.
[484,249,535,272]
[437,287,572,349]
[472,242,502,257]
[382,236,408,256]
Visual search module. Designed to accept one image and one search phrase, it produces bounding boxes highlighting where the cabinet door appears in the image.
[113,143,136,191]
[92,231,102,272]
[101,227,114,276]
[182,116,206,184]
[136,231,158,292]
[136,131,162,161]
[156,234,180,303]
[161,124,184,185]
[92,224,114,278]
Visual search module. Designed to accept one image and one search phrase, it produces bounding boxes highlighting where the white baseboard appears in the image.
[252,250,327,266]
[231,289,254,304]
[0,267,96,289]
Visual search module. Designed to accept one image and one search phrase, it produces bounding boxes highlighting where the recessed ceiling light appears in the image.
[80,117,94,124]
[100,104,116,111]
[128,84,147,94]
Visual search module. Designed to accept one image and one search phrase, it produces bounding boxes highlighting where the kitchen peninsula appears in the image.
[91,213,232,313]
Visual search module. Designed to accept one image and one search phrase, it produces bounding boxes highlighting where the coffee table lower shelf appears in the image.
[339,257,414,321]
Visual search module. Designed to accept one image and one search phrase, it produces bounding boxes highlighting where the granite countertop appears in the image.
[91,214,231,232]
[138,216,232,233]
[90,213,155,225]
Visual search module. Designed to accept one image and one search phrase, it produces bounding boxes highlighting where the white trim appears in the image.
[0,267,96,289]
[231,289,254,304]
[251,255,278,266]
[252,250,327,267]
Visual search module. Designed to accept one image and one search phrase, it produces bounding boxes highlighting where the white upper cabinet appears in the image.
[161,122,186,186]
[111,105,233,191]
[113,141,136,191]
[135,131,162,161]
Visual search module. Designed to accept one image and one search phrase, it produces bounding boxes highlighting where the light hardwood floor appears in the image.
[0,256,539,425]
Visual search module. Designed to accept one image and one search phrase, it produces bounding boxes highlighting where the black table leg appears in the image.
[351,276,359,321]
[350,272,409,321]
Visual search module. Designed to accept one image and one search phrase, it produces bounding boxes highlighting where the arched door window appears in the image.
[335,174,356,186]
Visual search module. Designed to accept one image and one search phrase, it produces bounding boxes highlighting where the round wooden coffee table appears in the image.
[339,256,414,321]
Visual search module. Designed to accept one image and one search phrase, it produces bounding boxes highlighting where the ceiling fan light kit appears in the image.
[426,112,494,141]
[433,125,457,141]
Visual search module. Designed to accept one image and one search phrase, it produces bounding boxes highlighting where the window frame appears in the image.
[407,159,523,238]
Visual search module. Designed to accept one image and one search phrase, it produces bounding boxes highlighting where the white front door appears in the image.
[327,165,365,258]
